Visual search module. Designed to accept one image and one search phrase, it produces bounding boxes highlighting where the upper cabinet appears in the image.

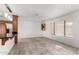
[0,22,6,38]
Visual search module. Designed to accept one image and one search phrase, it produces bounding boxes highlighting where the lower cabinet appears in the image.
[0,37,14,55]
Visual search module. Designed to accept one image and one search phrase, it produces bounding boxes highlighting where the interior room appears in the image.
[0,4,79,55]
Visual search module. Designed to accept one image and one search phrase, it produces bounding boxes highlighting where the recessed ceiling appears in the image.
[0,4,79,21]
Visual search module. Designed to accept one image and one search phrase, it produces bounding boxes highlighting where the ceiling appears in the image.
[0,4,79,21]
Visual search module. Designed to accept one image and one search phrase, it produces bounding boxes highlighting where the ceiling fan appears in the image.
[5,4,12,13]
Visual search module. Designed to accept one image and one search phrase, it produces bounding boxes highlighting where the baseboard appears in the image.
[18,36,43,39]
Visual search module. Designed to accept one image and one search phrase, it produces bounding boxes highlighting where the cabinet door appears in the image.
[13,15,18,32]
[0,22,6,38]
[13,15,18,44]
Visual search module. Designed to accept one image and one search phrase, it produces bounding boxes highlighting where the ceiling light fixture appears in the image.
[4,12,8,18]
[5,4,12,13]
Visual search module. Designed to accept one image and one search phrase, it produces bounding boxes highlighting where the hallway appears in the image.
[9,37,79,55]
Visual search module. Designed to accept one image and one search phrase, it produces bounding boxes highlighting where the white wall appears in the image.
[42,10,79,48]
[18,17,42,38]
[71,11,79,48]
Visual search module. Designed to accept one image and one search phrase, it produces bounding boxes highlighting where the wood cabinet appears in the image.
[13,15,18,44]
[13,15,18,32]
[0,22,7,45]
[0,15,18,45]
[0,22,6,37]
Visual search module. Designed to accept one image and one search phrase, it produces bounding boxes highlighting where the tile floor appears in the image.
[9,37,79,55]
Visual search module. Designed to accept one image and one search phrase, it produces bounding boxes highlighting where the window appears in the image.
[51,22,55,35]
[55,20,64,36]
[52,19,72,37]
[4,12,8,18]
[65,19,72,37]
